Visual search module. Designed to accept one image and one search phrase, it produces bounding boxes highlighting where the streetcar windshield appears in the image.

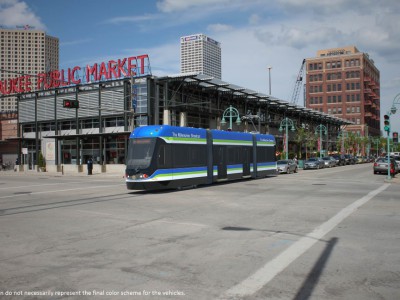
[126,138,156,168]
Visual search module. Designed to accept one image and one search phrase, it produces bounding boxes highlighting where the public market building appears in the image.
[6,54,350,174]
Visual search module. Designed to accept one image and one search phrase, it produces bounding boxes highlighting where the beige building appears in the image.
[305,46,380,137]
[0,28,59,111]
[180,34,221,79]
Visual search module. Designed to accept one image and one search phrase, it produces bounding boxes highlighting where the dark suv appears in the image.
[331,154,345,166]
[344,154,356,165]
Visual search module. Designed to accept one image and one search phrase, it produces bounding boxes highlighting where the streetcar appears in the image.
[125,125,276,190]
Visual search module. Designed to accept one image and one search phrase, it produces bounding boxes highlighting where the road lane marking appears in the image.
[0,184,125,199]
[0,181,85,190]
[157,220,209,227]
[219,183,390,299]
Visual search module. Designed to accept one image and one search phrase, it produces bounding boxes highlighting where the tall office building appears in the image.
[180,34,221,79]
[0,28,59,111]
[305,46,380,136]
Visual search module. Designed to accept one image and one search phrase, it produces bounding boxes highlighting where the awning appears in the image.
[38,131,132,139]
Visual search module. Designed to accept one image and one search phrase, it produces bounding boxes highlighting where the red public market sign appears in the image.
[0,54,149,95]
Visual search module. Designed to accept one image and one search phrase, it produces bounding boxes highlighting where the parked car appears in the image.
[355,156,367,164]
[322,156,337,168]
[373,157,399,175]
[389,155,400,169]
[344,154,356,165]
[331,154,346,166]
[277,159,298,174]
[304,157,325,170]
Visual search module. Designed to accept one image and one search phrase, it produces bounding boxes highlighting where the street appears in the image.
[0,164,399,300]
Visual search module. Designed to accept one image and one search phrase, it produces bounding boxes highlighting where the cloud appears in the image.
[103,14,159,25]
[124,42,180,76]
[156,0,231,13]
[276,0,393,16]
[249,14,260,25]
[0,0,46,29]
[60,38,93,47]
[207,23,233,32]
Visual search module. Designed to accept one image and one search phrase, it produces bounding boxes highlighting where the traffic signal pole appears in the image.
[387,129,391,180]
[383,93,400,180]
[384,114,391,180]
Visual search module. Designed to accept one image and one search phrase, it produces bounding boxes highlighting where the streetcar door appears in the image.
[216,146,227,179]
[243,147,251,177]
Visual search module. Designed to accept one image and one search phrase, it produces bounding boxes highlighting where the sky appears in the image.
[1,0,400,133]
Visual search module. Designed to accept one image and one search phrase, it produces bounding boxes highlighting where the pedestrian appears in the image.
[87,157,93,175]
[14,157,19,172]
[390,161,396,178]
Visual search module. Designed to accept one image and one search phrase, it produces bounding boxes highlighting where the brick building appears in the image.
[305,46,380,137]
[0,112,18,166]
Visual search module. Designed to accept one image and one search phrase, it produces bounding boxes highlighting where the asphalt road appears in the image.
[0,164,399,300]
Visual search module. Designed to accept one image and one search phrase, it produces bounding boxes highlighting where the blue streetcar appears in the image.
[125,125,276,190]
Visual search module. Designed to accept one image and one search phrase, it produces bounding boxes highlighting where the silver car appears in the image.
[322,156,336,168]
[304,157,325,170]
[277,159,298,174]
[373,157,399,174]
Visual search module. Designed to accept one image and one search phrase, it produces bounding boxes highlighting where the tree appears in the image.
[380,136,387,155]
[305,131,317,158]
[294,126,308,159]
[347,132,357,155]
[38,151,46,171]
[360,136,369,156]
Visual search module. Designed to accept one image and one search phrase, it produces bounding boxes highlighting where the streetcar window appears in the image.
[157,145,167,168]
[173,144,207,168]
[257,146,275,162]
[126,138,156,168]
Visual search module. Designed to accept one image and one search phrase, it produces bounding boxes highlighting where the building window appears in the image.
[82,119,99,129]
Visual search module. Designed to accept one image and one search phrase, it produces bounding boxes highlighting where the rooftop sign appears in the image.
[0,54,150,96]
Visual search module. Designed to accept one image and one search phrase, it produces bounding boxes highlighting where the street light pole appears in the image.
[268,66,272,95]
[387,131,391,180]
[337,130,347,155]
[279,117,296,160]
[315,124,327,158]
[221,105,241,131]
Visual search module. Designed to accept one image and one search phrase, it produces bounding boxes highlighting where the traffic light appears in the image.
[63,99,79,109]
[394,132,399,144]
[384,114,390,133]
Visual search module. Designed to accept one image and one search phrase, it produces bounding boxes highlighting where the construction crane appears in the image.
[290,59,306,105]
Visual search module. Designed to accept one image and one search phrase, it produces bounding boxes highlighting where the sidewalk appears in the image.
[384,175,400,184]
[0,169,124,178]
